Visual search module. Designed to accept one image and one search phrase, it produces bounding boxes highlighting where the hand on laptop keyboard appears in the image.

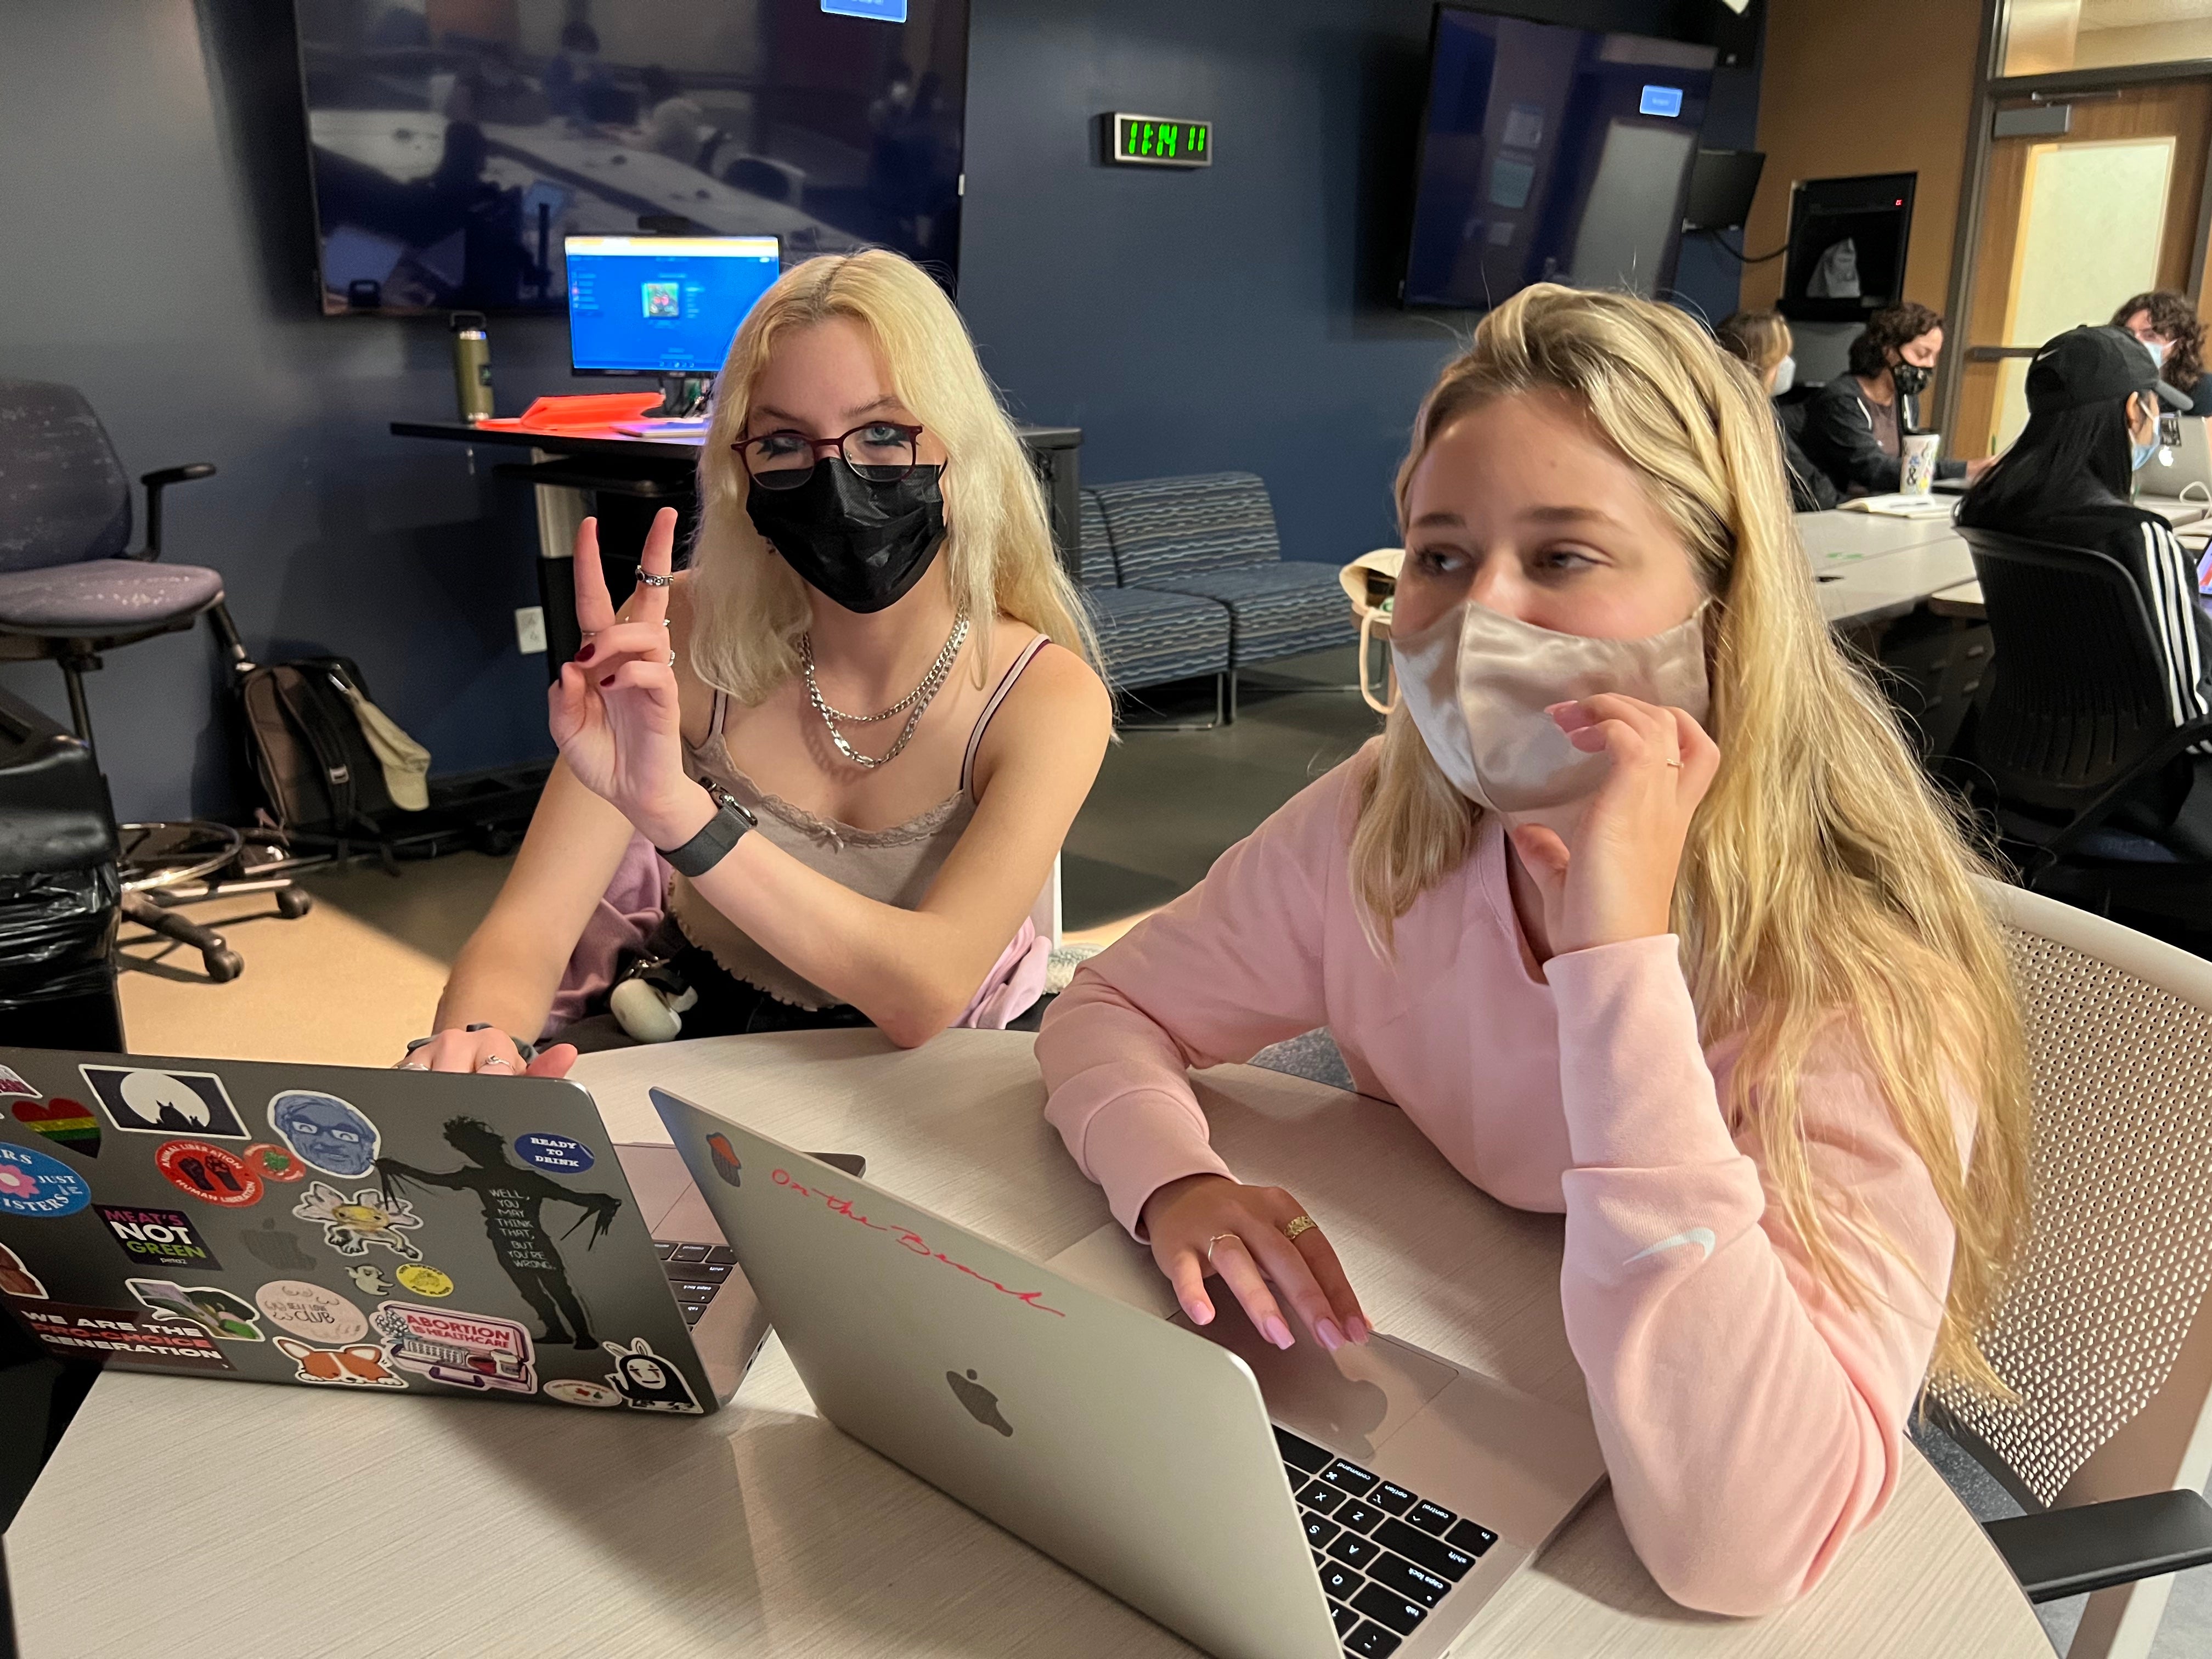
[1137,1173,1370,1353]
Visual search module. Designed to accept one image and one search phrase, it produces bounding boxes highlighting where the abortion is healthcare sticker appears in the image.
[373,1302,537,1394]
[0,1142,91,1217]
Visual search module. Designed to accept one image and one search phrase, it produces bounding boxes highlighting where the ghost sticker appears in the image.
[126,1278,265,1341]
[706,1133,742,1188]
[274,1338,405,1388]
[602,1338,702,1413]
[267,1092,381,1178]
[378,1118,620,1350]
[291,1182,424,1259]
[0,1242,48,1299]
[80,1066,247,1138]
[348,1265,393,1297]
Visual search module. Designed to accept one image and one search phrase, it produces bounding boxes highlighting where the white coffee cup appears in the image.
[1900,431,1941,496]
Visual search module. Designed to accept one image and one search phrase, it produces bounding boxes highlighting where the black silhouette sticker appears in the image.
[379,1118,619,1350]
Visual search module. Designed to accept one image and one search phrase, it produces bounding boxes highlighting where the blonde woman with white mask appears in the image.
[409,251,1111,1073]
[1037,285,2030,1615]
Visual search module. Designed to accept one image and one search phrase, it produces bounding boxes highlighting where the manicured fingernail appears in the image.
[1263,1315,1294,1350]
[1189,1299,1214,1325]
[599,674,616,687]
[1347,1315,1371,1344]
[1545,701,1577,714]
[1317,1319,1344,1351]
[576,644,594,662]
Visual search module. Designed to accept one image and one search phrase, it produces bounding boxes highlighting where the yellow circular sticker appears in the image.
[395,1264,453,1299]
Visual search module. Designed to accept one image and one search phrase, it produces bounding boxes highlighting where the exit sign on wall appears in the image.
[1108,113,1213,168]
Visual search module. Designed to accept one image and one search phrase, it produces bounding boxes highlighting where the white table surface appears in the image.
[1795,509,1977,628]
[6,1031,2049,1657]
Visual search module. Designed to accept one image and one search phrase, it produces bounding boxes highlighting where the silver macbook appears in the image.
[654,1088,1605,1659]
[2140,413,2212,522]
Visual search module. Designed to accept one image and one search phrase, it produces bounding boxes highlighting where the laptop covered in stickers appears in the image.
[0,1046,800,1418]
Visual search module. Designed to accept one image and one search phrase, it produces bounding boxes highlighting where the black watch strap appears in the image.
[660,784,755,879]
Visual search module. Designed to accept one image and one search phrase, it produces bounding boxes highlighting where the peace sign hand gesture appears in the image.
[549,507,704,847]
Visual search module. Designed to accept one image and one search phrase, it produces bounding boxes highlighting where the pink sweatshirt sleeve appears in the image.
[1546,936,1965,1616]
[1036,764,1351,1235]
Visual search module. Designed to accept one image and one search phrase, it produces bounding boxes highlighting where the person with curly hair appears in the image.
[1798,301,1993,496]
[2113,290,2212,416]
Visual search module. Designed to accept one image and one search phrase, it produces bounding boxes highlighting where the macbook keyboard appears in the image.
[654,1240,735,1325]
[1276,1426,1498,1658]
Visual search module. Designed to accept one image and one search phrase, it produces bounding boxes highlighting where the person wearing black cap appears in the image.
[1958,324,2212,847]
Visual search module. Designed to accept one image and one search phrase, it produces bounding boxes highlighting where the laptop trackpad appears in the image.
[1171,1295,1455,1465]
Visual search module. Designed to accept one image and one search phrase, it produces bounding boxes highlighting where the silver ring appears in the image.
[579,629,598,639]
[396,1061,429,1072]
[1664,758,1683,769]
[477,1054,515,1070]
[1205,1232,1241,1266]
[667,650,676,667]
[637,571,673,589]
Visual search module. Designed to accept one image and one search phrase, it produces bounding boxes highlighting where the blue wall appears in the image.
[0,0,1757,823]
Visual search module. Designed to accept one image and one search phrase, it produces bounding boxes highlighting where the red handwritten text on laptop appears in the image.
[771,1168,1065,1318]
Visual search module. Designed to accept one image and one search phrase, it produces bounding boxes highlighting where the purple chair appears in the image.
[0,379,307,981]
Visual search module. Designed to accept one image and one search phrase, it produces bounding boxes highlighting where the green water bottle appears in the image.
[450,311,493,423]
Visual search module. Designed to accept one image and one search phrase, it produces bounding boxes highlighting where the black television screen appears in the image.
[295,0,968,316]
[1403,4,1716,310]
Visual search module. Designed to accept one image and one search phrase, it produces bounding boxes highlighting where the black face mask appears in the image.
[745,458,949,615]
[1891,359,1933,398]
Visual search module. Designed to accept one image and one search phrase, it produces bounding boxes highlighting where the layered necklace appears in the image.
[801,610,970,770]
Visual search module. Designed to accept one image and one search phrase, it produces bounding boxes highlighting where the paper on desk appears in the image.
[1840,493,1958,520]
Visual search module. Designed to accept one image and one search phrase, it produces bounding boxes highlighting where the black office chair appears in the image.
[0,379,307,981]
[1950,525,2212,926]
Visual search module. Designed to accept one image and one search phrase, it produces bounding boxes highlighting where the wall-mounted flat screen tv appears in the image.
[1403,4,1716,309]
[295,0,968,315]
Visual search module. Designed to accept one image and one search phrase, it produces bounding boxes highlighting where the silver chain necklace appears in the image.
[801,611,970,770]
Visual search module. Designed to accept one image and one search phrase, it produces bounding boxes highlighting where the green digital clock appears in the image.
[1108,112,1213,168]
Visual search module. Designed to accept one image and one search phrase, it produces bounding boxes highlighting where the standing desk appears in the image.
[390,418,1084,672]
[6,1031,2051,1657]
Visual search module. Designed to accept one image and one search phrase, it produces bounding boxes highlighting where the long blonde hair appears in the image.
[1353,284,2029,1391]
[687,250,1097,699]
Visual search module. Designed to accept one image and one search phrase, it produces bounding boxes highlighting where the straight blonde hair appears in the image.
[687,251,1097,699]
[1353,284,2029,1392]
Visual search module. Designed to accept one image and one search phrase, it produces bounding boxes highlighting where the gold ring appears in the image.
[1282,1215,1319,1243]
[1664,758,1683,769]
[1205,1232,1240,1265]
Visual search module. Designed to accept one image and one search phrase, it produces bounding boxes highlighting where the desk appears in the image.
[7,1031,2048,1657]
[1796,510,1978,630]
[391,420,1085,671]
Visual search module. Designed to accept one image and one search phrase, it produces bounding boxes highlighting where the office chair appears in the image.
[1949,526,2212,927]
[1925,881,2212,1659]
[0,379,308,982]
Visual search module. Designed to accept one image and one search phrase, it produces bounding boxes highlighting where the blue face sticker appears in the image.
[267,1092,382,1178]
[512,1133,595,1176]
[0,1141,92,1217]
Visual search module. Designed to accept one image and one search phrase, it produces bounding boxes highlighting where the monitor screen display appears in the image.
[566,235,781,373]
[1402,5,1716,310]
[295,0,967,316]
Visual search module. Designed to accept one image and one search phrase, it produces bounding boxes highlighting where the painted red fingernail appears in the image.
[599,674,616,688]
[577,644,594,662]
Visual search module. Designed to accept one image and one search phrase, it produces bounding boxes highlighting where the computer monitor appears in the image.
[565,235,781,376]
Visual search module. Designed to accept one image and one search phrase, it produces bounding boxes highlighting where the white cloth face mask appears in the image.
[1770,354,1796,396]
[1391,598,1709,838]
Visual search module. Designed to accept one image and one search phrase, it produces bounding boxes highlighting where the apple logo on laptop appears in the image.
[946,1368,1013,1437]
[241,1217,315,1271]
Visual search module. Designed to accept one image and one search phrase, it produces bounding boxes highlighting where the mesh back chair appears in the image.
[1953,526,2212,920]
[0,380,307,981]
[1926,880,2212,1658]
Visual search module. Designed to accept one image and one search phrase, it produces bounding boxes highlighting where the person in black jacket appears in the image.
[1714,308,1837,511]
[1799,302,1991,498]
[1957,324,2212,850]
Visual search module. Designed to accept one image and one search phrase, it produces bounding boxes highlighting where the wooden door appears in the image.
[1956,81,2212,460]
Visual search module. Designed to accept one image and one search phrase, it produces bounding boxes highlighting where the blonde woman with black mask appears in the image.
[408,251,1111,1074]
[1038,285,2030,1614]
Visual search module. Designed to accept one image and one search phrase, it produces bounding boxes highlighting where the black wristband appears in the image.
[660,783,755,879]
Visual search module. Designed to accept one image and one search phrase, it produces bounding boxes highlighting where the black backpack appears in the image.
[235,656,397,845]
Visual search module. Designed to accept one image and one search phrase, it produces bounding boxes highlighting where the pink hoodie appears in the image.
[1036,744,1968,1616]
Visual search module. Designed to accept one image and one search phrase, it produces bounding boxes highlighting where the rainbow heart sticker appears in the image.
[13,1097,99,1159]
